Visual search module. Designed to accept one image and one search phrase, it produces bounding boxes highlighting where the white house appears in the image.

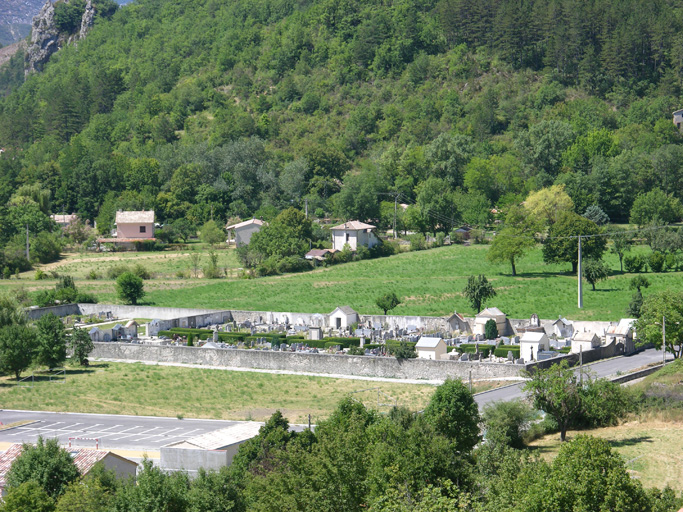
[571,331,601,354]
[225,218,265,246]
[329,306,359,330]
[331,221,379,251]
[415,337,447,360]
[605,319,636,353]
[474,307,507,336]
[519,332,549,362]
[552,317,574,339]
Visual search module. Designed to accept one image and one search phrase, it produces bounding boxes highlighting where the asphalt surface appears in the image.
[474,347,671,408]
[0,411,256,451]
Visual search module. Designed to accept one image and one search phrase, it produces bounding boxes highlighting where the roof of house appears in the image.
[51,214,79,224]
[331,305,358,316]
[416,337,444,349]
[0,445,135,492]
[89,327,100,334]
[674,109,683,115]
[520,332,547,343]
[476,307,506,318]
[166,423,264,451]
[125,320,138,328]
[225,218,265,230]
[330,221,376,231]
[607,319,636,336]
[305,248,337,260]
[553,317,572,326]
[573,331,600,342]
[0,444,23,490]
[115,210,155,224]
[96,238,158,243]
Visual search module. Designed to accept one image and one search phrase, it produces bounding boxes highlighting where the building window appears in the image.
[140,226,146,233]
[345,233,349,242]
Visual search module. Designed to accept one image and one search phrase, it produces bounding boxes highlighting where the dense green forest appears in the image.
[1,0,683,270]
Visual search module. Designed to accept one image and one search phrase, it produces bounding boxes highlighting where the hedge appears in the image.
[494,346,521,358]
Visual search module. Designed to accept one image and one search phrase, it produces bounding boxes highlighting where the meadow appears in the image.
[0,362,444,424]
[2,242,682,320]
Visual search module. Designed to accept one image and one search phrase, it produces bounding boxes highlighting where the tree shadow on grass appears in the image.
[510,271,574,278]
[592,288,619,292]
[608,436,653,448]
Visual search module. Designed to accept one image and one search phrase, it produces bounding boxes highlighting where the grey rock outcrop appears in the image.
[25,0,59,75]
[25,0,97,76]
[79,0,95,41]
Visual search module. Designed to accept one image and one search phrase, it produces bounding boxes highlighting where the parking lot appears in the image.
[0,410,251,451]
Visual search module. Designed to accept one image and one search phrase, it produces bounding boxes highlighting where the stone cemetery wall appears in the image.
[25,304,81,320]
[92,343,525,381]
[78,304,227,321]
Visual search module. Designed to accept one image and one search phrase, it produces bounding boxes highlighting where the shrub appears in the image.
[648,251,665,272]
[87,270,99,280]
[132,263,151,279]
[187,334,194,346]
[107,265,131,280]
[75,292,97,304]
[34,270,47,280]
[624,254,646,273]
[484,318,498,340]
[347,345,365,355]
[482,399,535,449]
[494,346,520,358]
[392,340,417,359]
[409,234,426,251]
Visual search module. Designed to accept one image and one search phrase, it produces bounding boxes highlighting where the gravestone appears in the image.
[460,352,470,362]
[507,351,514,361]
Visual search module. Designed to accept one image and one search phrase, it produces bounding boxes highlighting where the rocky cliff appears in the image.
[25,0,95,75]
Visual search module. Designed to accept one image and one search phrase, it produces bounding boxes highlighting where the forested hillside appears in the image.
[1,0,683,254]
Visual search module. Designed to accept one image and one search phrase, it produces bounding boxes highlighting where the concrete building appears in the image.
[571,331,601,354]
[415,337,447,360]
[329,306,359,330]
[552,317,574,339]
[605,318,637,354]
[96,210,156,250]
[330,221,378,251]
[225,218,265,246]
[160,423,263,474]
[474,307,507,336]
[674,109,683,130]
[519,332,549,362]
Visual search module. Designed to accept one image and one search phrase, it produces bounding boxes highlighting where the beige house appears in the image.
[474,307,507,336]
[520,332,549,362]
[225,218,265,246]
[0,444,137,496]
[51,213,79,228]
[331,221,379,251]
[415,337,447,360]
[115,210,155,239]
[571,331,601,354]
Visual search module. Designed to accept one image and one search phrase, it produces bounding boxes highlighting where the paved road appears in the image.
[475,347,671,409]
[0,411,260,451]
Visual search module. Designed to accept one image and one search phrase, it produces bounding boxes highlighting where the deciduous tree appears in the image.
[0,324,36,379]
[582,258,609,291]
[69,327,94,366]
[636,292,683,359]
[35,313,67,369]
[424,379,480,453]
[115,272,145,305]
[463,274,496,313]
[542,211,606,273]
[375,291,400,315]
[487,206,537,276]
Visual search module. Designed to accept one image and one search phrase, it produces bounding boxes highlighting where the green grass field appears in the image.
[0,362,445,424]
[141,244,681,320]
[2,243,681,320]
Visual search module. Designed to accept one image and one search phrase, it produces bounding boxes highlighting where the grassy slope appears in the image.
[142,244,679,320]
[0,362,441,424]
[528,361,683,491]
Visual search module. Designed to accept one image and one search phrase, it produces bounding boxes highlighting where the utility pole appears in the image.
[393,195,397,239]
[663,315,666,365]
[25,224,29,261]
[577,235,583,309]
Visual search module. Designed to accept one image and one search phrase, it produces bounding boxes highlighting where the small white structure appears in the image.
[674,109,683,130]
[605,319,636,353]
[571,331,601,354]
[552,317,574,339]
[474,307,507,336]
[225,218,265,246]
[309,326,323,341]
[415,337,447,360]
[520,332,549,362]
[329,306,359,330]
[161,423,263,473]
[331,221,379,251]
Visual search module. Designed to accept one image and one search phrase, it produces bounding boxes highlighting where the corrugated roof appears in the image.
[573,331,599,342]
[330,221,376,231]
[607,319,636,336]
[167,423,264,450]
[553,317,572,326]
[115,210,155,224]
[416,337,444,349]
[225,218,265,230]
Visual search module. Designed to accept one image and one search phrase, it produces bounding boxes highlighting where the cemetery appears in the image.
[28,302,640,381]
